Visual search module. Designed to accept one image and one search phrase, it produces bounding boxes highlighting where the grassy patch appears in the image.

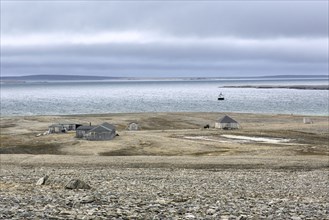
[0,123,16,128]
[0,143,64,155]
[100,148,151,156]
[99,147,174,156]
[294,148,329,156]
[188,150,229,156]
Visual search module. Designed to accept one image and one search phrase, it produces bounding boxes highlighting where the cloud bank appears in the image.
[1,1,328,77]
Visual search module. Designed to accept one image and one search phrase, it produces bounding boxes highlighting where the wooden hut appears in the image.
[215,115,240,130]
[49,123,82,133]
[127,122,139,131]
[84,122,116,141]
[303,117,313,124]
[48,124,66,133]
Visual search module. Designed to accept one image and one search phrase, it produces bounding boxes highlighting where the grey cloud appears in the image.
[2,1,328,38]
[2,43,327,77]
[2,60,325,77]
[1,1,328,77]
[3,37,327,64]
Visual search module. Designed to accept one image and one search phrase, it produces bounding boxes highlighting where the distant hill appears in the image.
[0,75,123,81]
[259,75,328,79]
[0,74,327,82]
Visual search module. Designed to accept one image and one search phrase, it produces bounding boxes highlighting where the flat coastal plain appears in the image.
[1,112,328,219]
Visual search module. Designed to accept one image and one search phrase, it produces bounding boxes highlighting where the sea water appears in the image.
[1,78,328,116]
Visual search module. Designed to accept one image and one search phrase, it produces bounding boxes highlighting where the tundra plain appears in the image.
[0,112,328,219]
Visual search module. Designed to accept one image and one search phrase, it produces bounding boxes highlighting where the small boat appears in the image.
[218,92,225,100]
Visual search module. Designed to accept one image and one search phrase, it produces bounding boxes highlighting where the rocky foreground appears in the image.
[0,164,328,220]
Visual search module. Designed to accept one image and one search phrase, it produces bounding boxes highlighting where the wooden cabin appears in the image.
[49,124,65,133]
[303,117,313,124]
[84,122,116,141]
[215,115,240,130]
[49,123,82,133]
[127,122,139,131]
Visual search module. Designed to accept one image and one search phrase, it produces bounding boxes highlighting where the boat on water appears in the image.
[218,92,225,100]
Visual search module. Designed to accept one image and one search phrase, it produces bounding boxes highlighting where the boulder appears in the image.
[36,175,49,185]
[64,179,91,190]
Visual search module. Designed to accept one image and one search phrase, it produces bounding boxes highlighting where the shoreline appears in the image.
[222,85,329,90]
[1,111,328,118]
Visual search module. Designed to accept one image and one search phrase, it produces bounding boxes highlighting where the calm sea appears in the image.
[1,78,328,116]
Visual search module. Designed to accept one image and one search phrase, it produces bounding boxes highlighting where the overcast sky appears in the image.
[1,1,328,77]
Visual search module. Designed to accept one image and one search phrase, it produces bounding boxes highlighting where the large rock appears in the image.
[64,179,91,190]
[36,175,49,185]
[79,195,95,204]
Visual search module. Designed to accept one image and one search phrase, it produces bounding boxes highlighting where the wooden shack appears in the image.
[303,117,313,124]
[48,122,81,133]
[49,124,65,133]
[127,122,139,131]
[49,123,82,133]
[84,122,116,141]
[215,115,240,130]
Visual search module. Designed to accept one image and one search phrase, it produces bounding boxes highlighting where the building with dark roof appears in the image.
[84,122,116,141]
[76,122,116,141]
[215,115,240,129]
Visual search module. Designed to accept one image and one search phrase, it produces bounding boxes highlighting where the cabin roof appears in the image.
[128,121,138,124]
[88,123,116,133]
[100,122,116,130]
[57,121,82,125]
[77,126,96,131]
[218,115,238,124]
[49,124,64,128]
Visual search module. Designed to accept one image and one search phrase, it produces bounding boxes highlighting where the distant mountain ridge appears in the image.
[260,75,328,79]
[0,75,121,81]
[0,74,327,81]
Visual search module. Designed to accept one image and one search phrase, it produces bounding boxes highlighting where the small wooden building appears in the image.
[303,117,313,124]
[215,115,240,130]
[84,122,116,141]
[127,122,139,131]
[49,124,65,133]
[49,123,82,133]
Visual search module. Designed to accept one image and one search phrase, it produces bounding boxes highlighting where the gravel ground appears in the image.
[1,164,328,220]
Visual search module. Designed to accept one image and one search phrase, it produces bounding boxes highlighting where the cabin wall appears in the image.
[218,123,239,129]
[303,118,313,124]
[50,124,81,133]
[76,130,88,138]
[62,124,80,131]
[128,123,139,130]
[85,131,116,141]
[49,125,65,133]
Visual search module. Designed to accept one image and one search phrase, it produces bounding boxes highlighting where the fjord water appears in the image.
[1,78,328,116]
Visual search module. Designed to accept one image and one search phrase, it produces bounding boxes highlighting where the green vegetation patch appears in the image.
[0,123,16,128]
[0,143,64,155]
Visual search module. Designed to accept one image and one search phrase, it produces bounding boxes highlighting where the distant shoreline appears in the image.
[222,85,329,90]
[1,111,327,119]
[1,74,328,82]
